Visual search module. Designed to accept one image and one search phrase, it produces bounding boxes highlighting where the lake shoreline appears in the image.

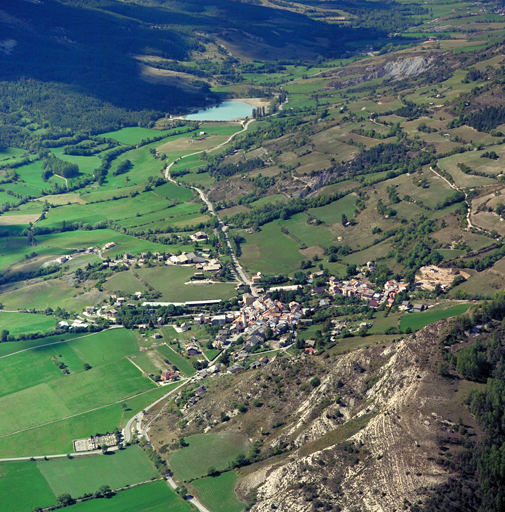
[184,98,269,121]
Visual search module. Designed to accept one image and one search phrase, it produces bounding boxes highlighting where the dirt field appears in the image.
[0,214,40,225]
[416,265,470,290]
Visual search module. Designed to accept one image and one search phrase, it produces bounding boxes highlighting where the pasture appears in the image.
[278,212,334,249]
[136,266,236,302]
[0,236,69,271]
[37,191,173,229]
[0,278,108,312]
[50,147,102,176]
[0,328,161,452]
[99,127,172,145]
[69,480,192,512]
[239,222,306,275]
[36,446,158,497]
[156,344,195,377]
[0,312,56,336]
[0,358,154,437]
[168,432,250,481]
[35,229,170,257]
[0,461,56,512]
[191,472,244,512]
[399,304,472,332]
[0,385,173,457]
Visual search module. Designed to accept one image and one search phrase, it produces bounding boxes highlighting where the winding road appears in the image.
[429,165,476,230]
[123,379,188,443]
[164,119,259,295]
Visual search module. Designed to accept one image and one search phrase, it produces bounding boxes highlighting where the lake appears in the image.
[185,100,254,121]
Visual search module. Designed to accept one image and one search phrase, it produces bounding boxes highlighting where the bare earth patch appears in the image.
[299,245,325,259]
[35,193,86,205]
[0,214,40,225]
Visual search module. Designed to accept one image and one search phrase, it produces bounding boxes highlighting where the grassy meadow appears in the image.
[0,329,166,456]
[399,304,472,331]
[191,472,245,512]
[36,446,158,497]
[0,385,174,457]
[69,480,192,512]
[0,312,56,336]
[168,432,250,481]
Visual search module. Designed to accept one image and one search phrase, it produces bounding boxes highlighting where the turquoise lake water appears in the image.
[185,100,254,121]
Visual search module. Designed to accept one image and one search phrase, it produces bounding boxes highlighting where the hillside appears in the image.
[148,296,505,511]
[2,0,505,511]
[147,320,464,511]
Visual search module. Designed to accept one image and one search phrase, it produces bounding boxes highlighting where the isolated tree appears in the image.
[56,493,74,506]
[94,485,112,498]
[341,213,348,226]
[83,363,91,371]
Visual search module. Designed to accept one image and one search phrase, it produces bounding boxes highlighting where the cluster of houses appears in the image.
[232,295,301,342]
[168,252,222,272]
[88,232,221,273]
[58,319,89,330]
[326,272,409,309]
[55,255,71,265]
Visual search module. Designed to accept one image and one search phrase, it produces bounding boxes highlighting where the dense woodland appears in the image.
[421,293,505,512]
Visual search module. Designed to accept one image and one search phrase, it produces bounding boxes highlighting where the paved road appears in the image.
[167,476,212,512]
[429,165,477,231]
[164,119,259,295]
[0,446,119,463]
[123,379,187,442]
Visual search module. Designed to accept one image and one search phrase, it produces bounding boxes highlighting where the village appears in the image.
[58,249,468,399]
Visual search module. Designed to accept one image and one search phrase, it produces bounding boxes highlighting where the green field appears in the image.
[36,229,171,258]
[0,385,174,457]
[192,472,245,512]
[239,221,305,275]
[0,461,56,512]
[168,432,250,481]
[400,304,472,332]
[0,278,105,311]
[278,212,334,248]
[100,127,172,145]
[308,194,358,224]
[156,344,195,377]
[0,312,56,336]
[69,480,192,512]
[0,236,68,271]
[154,182,194,202]
[37,446,158,497]
[38,192,172,229]
[0,329,162,453]
[0,332,86,358]
[0,358,155,437]
[136,266,236,303]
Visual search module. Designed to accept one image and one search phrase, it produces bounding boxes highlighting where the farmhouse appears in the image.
[186,252,207,264]
[56,255,70,264]
[191,231,208,242]
[229,364,244,374]
[186,344,199,355]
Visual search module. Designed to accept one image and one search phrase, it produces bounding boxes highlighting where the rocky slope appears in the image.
[149,320,474,511]
[243,323,462,511]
